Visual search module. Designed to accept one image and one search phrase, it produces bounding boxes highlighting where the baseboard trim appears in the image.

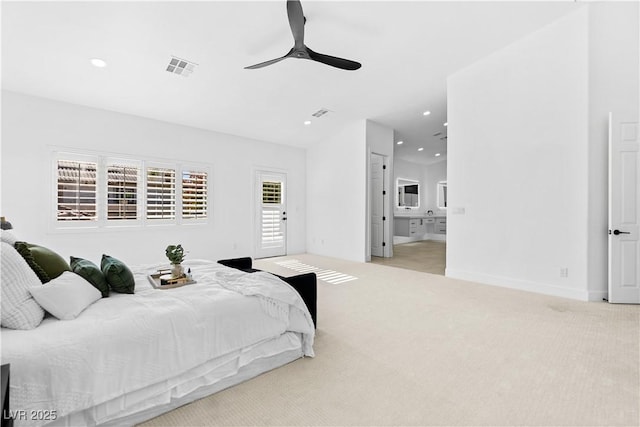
[587,290,608,302]
[445,268,590,301]
[393,234,446,245]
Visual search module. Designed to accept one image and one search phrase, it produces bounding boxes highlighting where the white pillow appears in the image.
[1,242,45,329]
[0,229,17,246]
[29,271,102,320]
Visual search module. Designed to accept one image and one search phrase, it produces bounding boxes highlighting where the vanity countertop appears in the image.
[394,214,445,219]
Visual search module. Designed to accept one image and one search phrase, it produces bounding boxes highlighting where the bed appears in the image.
[1,241,315,427]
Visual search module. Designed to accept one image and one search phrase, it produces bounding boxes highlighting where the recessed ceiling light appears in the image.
[396,141,404,145]
[435,153,441,157]
[423,110,431,116]
[304,120,311,125]
[444,122,448,127]
[418,147,424,151]
[90,58,107,68]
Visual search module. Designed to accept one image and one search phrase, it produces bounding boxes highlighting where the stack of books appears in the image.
[159,274,191,286]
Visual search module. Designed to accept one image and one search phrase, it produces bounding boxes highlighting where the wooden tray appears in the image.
[147,272,196,289]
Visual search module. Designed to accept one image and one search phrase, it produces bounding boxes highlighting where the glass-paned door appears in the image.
[255,171,287,259]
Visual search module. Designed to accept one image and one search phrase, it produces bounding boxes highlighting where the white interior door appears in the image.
[608,114,640,303]
[255,171,287,259]
[370,154,385,257]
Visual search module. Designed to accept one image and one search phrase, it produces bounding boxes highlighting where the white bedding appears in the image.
[0,260,315,426]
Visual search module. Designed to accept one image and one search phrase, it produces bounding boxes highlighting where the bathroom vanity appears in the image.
[394,215,446,237]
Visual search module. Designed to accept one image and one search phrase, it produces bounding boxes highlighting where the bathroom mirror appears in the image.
[397,178,420,208]
[437,181,448,209]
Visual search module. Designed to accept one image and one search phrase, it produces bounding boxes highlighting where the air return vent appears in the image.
[311,108,330,118]
[166,56,197,77]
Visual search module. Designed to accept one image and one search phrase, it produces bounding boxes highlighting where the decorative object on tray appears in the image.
[147,269,196,289]
[165,244,186,278]
[0,216,13,230]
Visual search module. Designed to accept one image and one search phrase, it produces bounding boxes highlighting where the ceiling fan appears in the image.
[244,0,361,71]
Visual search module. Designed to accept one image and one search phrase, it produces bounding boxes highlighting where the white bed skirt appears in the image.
[49,332,304,427]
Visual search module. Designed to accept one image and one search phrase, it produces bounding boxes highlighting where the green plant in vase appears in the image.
[165,244,186,278]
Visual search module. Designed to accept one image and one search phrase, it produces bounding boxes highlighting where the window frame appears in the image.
[50,148,210,232]
[180,168,209,223]
[145,162,178,226]
[52,151,100,230]
[105,157,142,226]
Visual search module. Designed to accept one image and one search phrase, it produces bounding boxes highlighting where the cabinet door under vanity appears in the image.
[434,217,447,234]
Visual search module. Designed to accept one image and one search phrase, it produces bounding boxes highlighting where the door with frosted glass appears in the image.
[255,171,287,259]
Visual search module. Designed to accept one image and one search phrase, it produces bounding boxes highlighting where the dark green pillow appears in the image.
[14,242,70,283]
[101,255,135,294]
[70,256,110,298]
[14,242,50,283]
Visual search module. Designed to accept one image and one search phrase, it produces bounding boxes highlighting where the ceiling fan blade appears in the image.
[307,47,361,71]
[245,1,362,71]
[287,0,305,47]
[244,48,294,69]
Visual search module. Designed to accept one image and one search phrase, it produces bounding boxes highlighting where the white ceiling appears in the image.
[2,1,581,165]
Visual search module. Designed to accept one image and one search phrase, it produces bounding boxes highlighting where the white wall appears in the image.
[586,2,639,299]
[306,120,367,262]
[1,91,307,266]
[447,8,591,300]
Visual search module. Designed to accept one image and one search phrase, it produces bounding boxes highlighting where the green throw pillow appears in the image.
[101,255,135,294]
[70,256,110,298]
[14,242,70,283]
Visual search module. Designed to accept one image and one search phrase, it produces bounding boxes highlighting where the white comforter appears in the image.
[0,260,315,426]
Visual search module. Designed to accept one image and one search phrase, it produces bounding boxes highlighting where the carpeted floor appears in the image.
[371,240,446,275]
[140,254,639,426]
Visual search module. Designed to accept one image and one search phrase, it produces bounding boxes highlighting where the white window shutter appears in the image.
[146,167,176,220]
[107,164,139,220]
[182,170,207,219]
[57,160,97,221]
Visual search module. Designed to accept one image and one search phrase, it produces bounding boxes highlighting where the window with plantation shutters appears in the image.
[146,167,176,220]
[182,170,207,219]
[57,160,97,221]
[107,164,138,220]
[53,150,209,229]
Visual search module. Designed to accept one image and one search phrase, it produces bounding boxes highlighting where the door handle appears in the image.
[612,229,630,235]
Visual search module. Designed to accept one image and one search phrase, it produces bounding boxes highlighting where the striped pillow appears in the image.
[1,242,45,329]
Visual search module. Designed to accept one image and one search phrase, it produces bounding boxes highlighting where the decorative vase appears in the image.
[171,263,184,278]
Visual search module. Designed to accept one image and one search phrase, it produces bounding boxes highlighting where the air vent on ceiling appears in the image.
[166,56,197,77]
[311,108,330,118]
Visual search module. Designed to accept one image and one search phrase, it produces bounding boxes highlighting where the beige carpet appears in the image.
[371,240,446,275]
[140,254,639,426]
